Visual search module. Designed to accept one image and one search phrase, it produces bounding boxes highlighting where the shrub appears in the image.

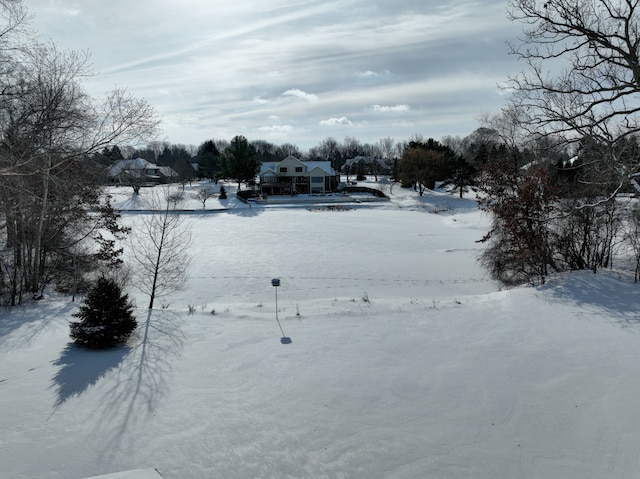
[69,277,137,349]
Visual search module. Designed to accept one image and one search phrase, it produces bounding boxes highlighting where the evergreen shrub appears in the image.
[70,277,137,349]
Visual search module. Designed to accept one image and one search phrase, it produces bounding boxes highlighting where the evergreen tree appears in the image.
[221,135,259,189]
[395,138,456,194]
[441,157,477,198]
[195,139,221,180]
[69,277,137,349]
[102,145,124,161]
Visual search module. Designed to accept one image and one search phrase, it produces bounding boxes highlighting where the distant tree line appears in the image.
[95,134,409,188]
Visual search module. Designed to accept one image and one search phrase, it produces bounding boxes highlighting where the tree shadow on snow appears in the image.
[90,308,186,460]
[540,270,640,327]
[50,343,131,410]
[397,187,478,214]
[225,204,263,217]
[0,298,76,351]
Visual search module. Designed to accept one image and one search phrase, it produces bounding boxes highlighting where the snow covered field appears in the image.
[2,181,640,478]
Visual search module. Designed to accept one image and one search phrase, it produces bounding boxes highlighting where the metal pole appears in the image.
[271,278,286,338]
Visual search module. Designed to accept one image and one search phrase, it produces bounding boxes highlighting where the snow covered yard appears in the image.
[2,182,640,478]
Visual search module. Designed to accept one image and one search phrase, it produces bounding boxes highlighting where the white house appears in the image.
[258,155,339,195]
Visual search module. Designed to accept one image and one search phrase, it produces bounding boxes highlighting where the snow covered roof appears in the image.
[258,157,336,176]
[344,156,395,168]
[108,158,161,178]
[157,166,179,178]
[305,161,337,175]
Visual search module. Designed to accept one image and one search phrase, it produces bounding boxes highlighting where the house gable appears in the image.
[308,165,327,177]
[275,155,307,175]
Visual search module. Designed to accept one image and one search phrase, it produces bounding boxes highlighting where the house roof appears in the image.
[344,156,394,167]
[108,158,160,178]
[305,161,337,175]
[258,156,336,176]
[157,166,179,178]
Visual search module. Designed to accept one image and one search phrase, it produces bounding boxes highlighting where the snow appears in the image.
[2,180,640,478]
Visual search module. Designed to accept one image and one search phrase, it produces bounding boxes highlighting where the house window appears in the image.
[295,166,303,173]
[311,176,323,183]
[279,167,288,173]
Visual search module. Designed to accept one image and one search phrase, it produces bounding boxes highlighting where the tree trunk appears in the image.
[32,155,51,295]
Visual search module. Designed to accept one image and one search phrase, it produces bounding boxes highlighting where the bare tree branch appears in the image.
[130,188,192,309]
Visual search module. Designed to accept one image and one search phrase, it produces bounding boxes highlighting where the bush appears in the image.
[69,277,137,349]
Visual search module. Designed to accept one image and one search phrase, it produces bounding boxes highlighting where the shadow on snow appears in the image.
[0,299,76,350]
[50,343,131,410]
[540,270,640,327]
[48,307,186,460]
[94,308,185,461]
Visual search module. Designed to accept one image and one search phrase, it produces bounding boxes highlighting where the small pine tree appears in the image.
[219,185,227,199]
[70,277,137,349]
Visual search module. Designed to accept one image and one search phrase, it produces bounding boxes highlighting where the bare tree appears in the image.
[479,106,530,170]
[624,202,640,282]
[341,136,362,159]
[0,21,160,301]
[478,162,559,285]
[474,0,640,285]
[0,0,29,54]
[192,183,217,208]
[377,136,396,159]
[130,189,192,309]
[506,0,640,183]
[274,142,301,160]
[316,136,341,170]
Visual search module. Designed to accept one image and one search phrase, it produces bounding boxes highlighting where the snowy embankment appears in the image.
[1,181,640,479]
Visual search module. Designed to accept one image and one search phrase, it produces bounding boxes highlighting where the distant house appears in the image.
[157,165,180,183]
[258,155,339,195]
[107,158,177,185]
[343,156,395,176]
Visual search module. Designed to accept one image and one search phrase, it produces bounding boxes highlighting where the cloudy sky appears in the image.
[24,0,522,150]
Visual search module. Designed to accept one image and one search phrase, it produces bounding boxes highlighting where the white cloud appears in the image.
[320,117,353,126]
[258,124,295,133]
[282,89,319,102]
[373,104,411,113]
[25,0,521,149]
[354,70,391,79]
